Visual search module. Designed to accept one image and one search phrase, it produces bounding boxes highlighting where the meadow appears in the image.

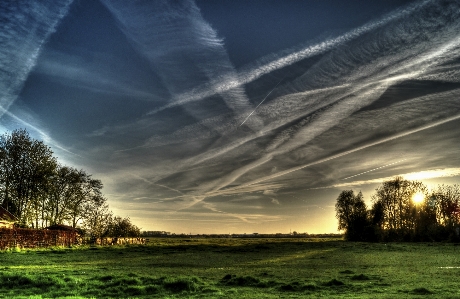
[1,238,460,298]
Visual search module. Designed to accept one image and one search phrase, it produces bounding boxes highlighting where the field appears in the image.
[1,238,460,298]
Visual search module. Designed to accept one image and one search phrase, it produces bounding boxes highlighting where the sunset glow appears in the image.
[412,192,425,205]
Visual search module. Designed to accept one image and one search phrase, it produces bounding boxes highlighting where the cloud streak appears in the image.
[84,0,460,218]
[146,0,433,114]
[100,0,262,129]
[329,168,460,189]
[227,111,460,195]
[182,0,460,197]
[0,0,73,115]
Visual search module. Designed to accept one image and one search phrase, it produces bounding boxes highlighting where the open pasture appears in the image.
[1,238,460,298]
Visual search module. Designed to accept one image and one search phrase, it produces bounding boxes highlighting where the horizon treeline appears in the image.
[0,129,140,238]
[336,176,460,242]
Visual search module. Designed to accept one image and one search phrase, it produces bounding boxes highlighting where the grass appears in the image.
[1,238,460,298]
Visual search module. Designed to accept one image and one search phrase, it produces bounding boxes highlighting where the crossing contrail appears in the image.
[239,77,284,127]
[212,112,460,196]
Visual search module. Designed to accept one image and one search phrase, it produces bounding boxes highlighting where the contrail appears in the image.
[341,159,407,180]
[102,0,262,128]
[324,168,460,189]
[146,0,432,115]
[0,0,74,116]
[239,77,284,127]
[236,113,460,189]
[0,107,82,158]
[128,172,184,195]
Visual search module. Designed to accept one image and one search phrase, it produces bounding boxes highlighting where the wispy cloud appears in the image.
[35,50,161,100]
[271,198,280,205]
[0,106,81,158]
[342,160,407,180]
[328,168,460,189]
[100,0,262,129]
[234,111,460,192]
[0,0,73,115]
[184,0,460,196]
[145,0,433,114]
[83,0,460,219]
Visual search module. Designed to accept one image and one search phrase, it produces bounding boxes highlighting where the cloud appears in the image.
[83,0,460,218]
[263,189,276,196]
[100,0,262,130]
[0,0,73,115]
[145,0,433,114]
[341,159,407,180]
[0,106,81,158]
[35,49,161,100]
[329,168,460,189]
[186,0,460,196]
[29,0,458,231]
[236,111,460,191]
[271,198,280,205]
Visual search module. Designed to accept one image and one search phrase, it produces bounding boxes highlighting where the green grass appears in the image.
[1,238,460,298]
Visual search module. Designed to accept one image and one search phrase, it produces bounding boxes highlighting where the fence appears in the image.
[0,228,79,249]
[0,228,146,250]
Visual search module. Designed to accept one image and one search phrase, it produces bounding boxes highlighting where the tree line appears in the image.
[335,176,460,242]
[0,129,140,239]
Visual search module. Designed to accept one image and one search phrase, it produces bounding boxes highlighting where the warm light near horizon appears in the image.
[412,192,425,204]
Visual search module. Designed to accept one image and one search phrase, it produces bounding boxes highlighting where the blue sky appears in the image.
[2,0,460,234]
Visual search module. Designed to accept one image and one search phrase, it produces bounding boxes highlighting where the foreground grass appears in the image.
[1,238,460,298]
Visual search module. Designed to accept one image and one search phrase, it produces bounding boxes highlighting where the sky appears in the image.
[2,0,460,234]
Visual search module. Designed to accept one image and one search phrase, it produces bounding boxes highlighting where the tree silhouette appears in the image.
[0,129,140,236]
[335,190,368,241]
[336,178,460,242]
[371,176,427,240]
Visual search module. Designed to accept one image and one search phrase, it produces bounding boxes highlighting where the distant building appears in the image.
[0,206,18,229]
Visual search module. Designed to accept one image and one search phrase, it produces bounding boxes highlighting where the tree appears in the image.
[371,177,427,240]
[72,172,104,229]
[46,166,79,226]
[0,129,56,225]
[108,216,141,237]
[0,128,142,237]
[430,184,460,239]
[82,198,112,242]
[335,190,368,241]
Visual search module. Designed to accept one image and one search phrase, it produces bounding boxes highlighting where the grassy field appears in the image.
[1,238,460,298]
